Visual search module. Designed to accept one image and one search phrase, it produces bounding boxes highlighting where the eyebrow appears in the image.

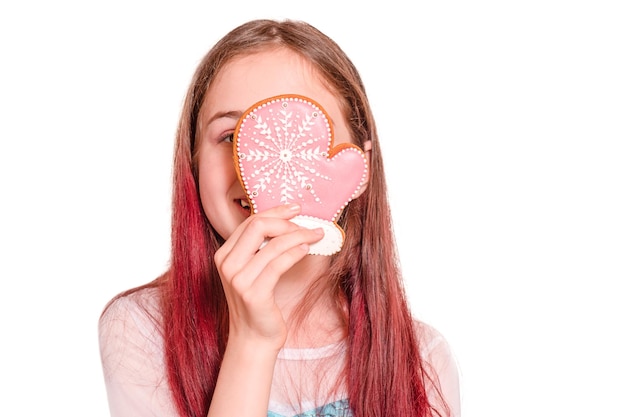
[205,110,243,126]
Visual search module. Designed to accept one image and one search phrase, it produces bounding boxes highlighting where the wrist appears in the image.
[225,332,284,360]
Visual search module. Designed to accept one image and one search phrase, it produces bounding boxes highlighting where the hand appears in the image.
[214,203,324,350]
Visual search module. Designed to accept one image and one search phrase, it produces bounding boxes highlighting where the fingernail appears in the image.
[287,203,301,211]
[313,228,324,235]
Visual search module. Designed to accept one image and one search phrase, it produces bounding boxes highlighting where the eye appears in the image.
[220,132,234,143]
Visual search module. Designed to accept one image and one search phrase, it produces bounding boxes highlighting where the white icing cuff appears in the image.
[290,215,344,256]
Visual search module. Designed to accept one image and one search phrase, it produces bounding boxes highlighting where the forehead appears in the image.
[201,48,344,125]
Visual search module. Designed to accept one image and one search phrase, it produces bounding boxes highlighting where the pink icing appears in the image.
[234,95,368,222]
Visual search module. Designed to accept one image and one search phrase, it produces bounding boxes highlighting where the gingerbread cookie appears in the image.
[233,94,368,255]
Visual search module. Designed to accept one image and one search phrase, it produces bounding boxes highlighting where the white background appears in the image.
[1,1,624,416]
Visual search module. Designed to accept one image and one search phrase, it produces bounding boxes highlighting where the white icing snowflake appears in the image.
[237,99,332,208]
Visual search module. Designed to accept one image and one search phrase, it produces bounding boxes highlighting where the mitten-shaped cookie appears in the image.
[233,94,368,255]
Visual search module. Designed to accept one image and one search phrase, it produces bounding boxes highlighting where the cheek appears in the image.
[197,146,237,201]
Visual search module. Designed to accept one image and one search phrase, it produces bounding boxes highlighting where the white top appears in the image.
[99,287,461,416]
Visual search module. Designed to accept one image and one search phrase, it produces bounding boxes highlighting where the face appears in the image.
[195,47,356,240]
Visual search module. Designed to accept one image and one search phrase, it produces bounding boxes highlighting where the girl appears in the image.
[99,18,460,417]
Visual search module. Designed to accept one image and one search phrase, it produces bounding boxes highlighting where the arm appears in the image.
[418,322,462,417]
[208,203,324,417]
[429,335,462,417]
[206,338,280,417]
[98,291,178,417]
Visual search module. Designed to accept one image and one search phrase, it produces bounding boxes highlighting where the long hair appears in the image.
[121,19,447,417]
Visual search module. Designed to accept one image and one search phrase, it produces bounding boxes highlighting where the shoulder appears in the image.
[411,318,458,388]
[99,286,165,373]
[100,286,162,328]
[412,319,462,417]
[412,319,452,358]
[98,287,177,415]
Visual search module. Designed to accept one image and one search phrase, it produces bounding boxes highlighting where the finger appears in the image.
[217,203,302,258]
[228,227,324,292]
[217,216,305,279]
